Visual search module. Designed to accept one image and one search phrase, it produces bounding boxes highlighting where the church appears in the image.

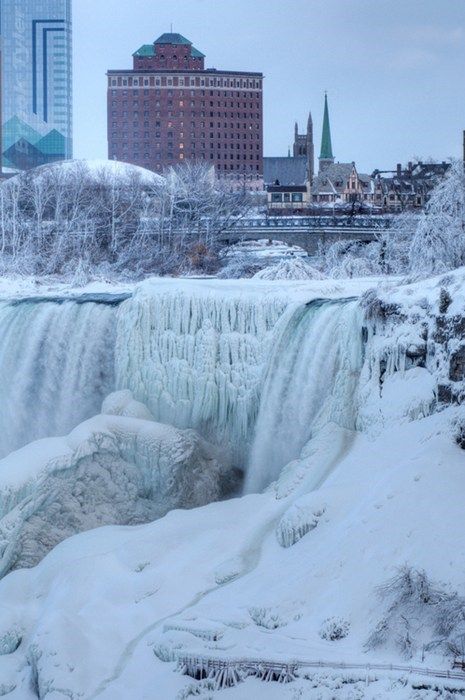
[264,94,372,212]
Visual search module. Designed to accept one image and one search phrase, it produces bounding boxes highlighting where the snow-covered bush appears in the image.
[377,211,418,275]
[366,566,465,659]
[409,160,465,277]
[319,617,350,641]
[253,257,326,281]
[217,253,263,279]
[318,239,382,278]
[455,420,465,449]
[249,606,288,630]
[0,629,22,655]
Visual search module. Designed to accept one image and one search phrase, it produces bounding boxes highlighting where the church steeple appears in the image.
[319,92,334,172]
[306,110,314,184]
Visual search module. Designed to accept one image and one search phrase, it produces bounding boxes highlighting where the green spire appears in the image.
[319,92,334,161]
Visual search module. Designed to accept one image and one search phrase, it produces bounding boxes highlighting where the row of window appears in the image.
[270,193,304,203]
[111,120,260,134]
[111,89,261,99]
[111,130,260,141]
[112,144,260,160]
[110,76,262,90]
[110,110,260,122]
[112,139,260,152]
[111,100,260,110]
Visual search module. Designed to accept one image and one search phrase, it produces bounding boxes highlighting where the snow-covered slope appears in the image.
[0,271,464,698]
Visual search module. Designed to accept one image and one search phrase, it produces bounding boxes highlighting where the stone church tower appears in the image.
[293,112,314,184]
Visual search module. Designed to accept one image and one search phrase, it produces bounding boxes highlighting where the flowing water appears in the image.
[244,299,364,494]
[0,298,117,456]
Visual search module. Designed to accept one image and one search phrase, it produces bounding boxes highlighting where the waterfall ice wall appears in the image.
[115,285,288,462]
[245,299,364,493]
[0,299,116,456]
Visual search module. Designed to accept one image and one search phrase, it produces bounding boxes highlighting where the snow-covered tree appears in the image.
[409,160,465,276]
[0,160,252,279]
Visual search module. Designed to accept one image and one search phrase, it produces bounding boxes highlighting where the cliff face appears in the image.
[360,271,465,422]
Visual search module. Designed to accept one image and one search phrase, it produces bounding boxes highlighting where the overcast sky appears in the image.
[73,0,465,172]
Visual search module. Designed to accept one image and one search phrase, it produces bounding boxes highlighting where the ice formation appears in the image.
[0,392,221,577]
[114,280,290,461]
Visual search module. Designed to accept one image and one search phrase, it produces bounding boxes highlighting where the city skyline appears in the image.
[73,0,465,173]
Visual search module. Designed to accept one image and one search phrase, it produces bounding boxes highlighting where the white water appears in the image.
[0,300,116,456]
[244,300,364,494]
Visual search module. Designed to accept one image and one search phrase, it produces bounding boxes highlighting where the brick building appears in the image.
[107,33,263,187]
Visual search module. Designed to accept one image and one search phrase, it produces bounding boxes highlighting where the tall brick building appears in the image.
[107,33,263,186]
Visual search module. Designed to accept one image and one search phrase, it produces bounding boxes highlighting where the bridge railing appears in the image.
[230,216,394,230]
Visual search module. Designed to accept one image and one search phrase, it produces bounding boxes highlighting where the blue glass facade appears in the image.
[0,0,72,171]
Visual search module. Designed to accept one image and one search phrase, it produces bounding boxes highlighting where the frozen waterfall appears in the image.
[115,285,287,462]
[0,284,365,497]
[244,299,364,494]
[0,298,116,456]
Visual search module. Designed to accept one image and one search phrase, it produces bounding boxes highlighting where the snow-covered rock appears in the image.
[0,394,221,578]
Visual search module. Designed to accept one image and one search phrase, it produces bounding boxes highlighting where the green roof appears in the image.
[133,34,205,59]
[154,33,192,46]
[133,44,155,57]
[190,46,206,58]
[319,93,334,161]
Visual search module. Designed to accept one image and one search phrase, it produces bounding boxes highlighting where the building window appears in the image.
[291,193,303,203]
[271,193,282,203]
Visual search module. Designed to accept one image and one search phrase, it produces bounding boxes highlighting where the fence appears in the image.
[176,653,465,688]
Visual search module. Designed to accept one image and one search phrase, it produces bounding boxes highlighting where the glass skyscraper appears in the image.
[0,0,72,171]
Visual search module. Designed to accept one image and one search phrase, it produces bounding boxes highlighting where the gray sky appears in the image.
[73,0,465,172]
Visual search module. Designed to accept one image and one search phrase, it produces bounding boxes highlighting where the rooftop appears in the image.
[133,32,206,59]
[263,157,308,186]
[154,33,192,46]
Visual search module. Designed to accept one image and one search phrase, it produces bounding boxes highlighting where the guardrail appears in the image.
[176,653,465,688]
[231,216,393,230]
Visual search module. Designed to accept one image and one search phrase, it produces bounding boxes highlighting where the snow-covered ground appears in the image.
[0,270,463,698]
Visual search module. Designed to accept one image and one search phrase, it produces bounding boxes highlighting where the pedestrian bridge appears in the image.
[220,215,393,253]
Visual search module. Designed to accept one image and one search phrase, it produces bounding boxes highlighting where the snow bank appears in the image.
[0,391,221,578]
